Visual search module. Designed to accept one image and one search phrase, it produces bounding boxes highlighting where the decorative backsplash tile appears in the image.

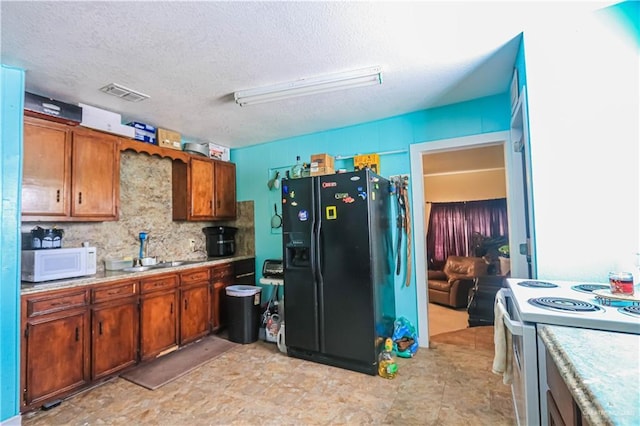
[21,151,254,271]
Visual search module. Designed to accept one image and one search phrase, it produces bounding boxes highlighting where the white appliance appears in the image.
[497,278,640,426]
[21,247,97,282]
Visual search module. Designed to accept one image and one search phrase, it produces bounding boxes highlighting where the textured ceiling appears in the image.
[0,1,612,149]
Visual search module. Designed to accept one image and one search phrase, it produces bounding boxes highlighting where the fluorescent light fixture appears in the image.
[234,66,382,106]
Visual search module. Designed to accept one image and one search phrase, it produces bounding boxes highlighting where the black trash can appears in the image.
[226,285,262,344]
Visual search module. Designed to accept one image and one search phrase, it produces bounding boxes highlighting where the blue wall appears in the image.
[232,93,511,330]
[1,65,25,423]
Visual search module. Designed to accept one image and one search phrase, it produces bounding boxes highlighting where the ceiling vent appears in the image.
[99,83,150,102]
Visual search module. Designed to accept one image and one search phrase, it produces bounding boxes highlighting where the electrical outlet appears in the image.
[189,239,196,252]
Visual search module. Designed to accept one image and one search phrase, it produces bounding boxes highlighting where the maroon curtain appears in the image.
[427,198,508,269]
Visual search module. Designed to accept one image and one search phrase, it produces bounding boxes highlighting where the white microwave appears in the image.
[21,247,97,282]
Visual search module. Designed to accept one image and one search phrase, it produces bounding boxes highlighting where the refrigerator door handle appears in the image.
[314,177,326,352]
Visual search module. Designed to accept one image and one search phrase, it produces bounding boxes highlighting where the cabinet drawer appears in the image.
[141,274,178,294]
[211,263,233,280]
[180,268,210,285]
[26,289,88,317]
[92,281,137,303]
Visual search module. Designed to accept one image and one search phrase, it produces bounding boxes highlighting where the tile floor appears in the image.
[22,326,514,426]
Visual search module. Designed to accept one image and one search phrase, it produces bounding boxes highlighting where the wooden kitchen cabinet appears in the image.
[210,263,235,332]
[214,160,237,218]
[546,351,589,426]
[22,116,120,221]
[21,288,90,411]
[179,268,211,345]
[21,117,71,217]
[139,274,179,361]
[172,157,236,221]
[90,280,138,380]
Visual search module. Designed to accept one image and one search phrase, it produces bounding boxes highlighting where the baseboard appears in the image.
[0,414,21,426]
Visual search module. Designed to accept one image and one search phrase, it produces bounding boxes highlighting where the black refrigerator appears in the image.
[281,169,396,375]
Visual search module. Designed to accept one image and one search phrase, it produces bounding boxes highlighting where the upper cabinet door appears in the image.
[190,157,215,218]
[214,160,236,219]
[70,130,120,219]
[22,117,71,217]
[172,157,237,221]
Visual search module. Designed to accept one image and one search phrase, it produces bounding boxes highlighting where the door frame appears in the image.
[410,130,529,347]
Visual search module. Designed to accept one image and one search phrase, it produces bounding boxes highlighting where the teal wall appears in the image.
[1,65,25,423]
[232,93,510,331]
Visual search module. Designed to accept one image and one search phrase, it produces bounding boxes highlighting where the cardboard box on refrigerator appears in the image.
[157,128,182,150]
[353,153,380,174]
[310,153,335,176]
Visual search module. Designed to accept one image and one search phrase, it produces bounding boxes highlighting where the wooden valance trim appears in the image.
[119,139,189,163]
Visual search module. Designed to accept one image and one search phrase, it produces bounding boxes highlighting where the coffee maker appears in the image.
[202,226,237,257]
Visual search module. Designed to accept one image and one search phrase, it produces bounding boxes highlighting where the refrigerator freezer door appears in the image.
[317,170,380,364]
[282,176,319,352]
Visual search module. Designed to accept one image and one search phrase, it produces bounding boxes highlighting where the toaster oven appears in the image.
[262,259,283,278]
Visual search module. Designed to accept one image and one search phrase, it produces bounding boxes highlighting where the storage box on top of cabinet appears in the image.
[158,128,182,150]
[78,103,134,138]
[208,142,230,161]
[24,91,82,125]
[310,153,335,176]
[126,121,157,144]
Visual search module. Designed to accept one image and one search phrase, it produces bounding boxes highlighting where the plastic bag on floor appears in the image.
[392,317,418,358]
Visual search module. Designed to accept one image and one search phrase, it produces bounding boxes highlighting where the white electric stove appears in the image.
[497,278,640,426]
[506,278,640,334]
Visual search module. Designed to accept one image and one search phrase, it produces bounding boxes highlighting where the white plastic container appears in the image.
[105,258,131,271]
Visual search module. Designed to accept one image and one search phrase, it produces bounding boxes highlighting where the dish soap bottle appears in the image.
[291,155,303,179]
[378,338,398,379]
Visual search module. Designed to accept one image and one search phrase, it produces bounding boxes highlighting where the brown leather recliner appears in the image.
[428,256,488,308]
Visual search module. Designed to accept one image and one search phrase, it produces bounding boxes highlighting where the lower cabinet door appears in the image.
[92,301,138,379]
[24,310,90,407]
[140,290,179,360]
[180,283,211,345]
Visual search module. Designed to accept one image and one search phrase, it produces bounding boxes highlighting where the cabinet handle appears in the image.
[78,192,82,204]
[56,189,60,202]
[184,299,188,310]
[99,322,103,335]
[75,327,79,341]
[236,272,255,278]
[170,302,173,314]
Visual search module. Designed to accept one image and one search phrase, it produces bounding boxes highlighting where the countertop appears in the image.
[21,255,254,295]
[538,324,640,426]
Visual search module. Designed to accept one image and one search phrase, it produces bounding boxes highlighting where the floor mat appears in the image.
[120,335,238,390]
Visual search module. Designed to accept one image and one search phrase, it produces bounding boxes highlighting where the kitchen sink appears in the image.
[119,260,205,272]
[122,266,153,272]
[152,260,205,268]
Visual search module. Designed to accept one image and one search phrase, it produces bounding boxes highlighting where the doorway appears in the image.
[410,130,531,347]
[423,144,507,338]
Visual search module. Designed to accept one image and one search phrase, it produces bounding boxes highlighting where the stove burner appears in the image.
[528,297,603,313]
[619,305,640,317]
[517,280,558,288]
[571,284,609,294]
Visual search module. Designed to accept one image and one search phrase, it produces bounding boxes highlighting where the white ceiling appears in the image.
[0,1,611,149]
